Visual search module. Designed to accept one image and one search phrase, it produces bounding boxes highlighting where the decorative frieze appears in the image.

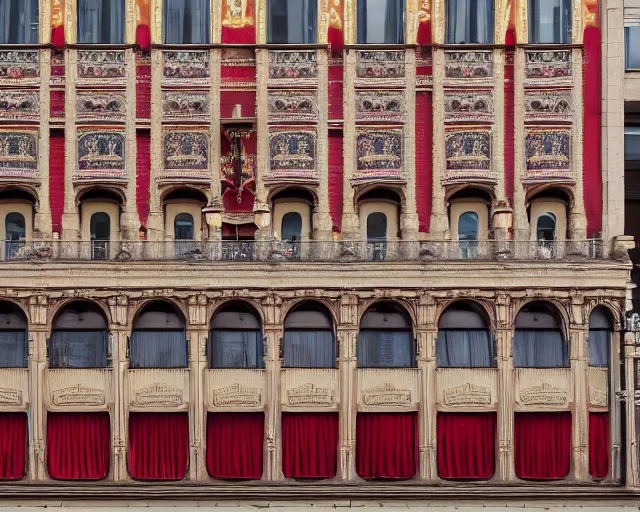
[162,91,210,121]
[52,384,105,406]
[76,91,127,122]
[131,383,183,407]
[444,51,493,84]
[524,128,573,182]
[443,383,492,406]
[355,51,406,86]
[524,50,572,85]
[518,382,568,407]
[444,128,493,183]
[266,127,317,182]
[163,51,210,86]
[0,387,22,406]
[355,90,406,123]
[286,383,335,407]
[161,127,210,181]
[524,89,573,123]
[0,129,38,180]
[0,50,39,85]
[363,383,411,406]
[76,128,126,180]
[267,90,318,122]
[213,383,262,407]
[354,127,403,181]
[443,90,494,123]
[0,91,39,121]
[77,50,126,85]
[268,51,318,87]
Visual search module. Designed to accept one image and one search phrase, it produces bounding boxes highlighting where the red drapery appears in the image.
[136,130,151,227]
[504,49,515,205]
[281,413,338,479]
[49,130,65,234]
[329,64,343,121]
[514,412,571,480]
[0,413,27,480]
[50,90,65,118]
[207,412,263,479]
[356,412,418,479]
[136,61,151,119]
[47,412,110,480]
[589,412,609,479]
[437,412,496,480]
[328,130,344,233]
[128,412,189,481]
[416,91,433,233]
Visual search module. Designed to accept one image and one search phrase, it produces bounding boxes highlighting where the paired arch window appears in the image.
[130,302,187,369]
[357,302,414,368]
[77,0,125,44]
[446,0,494,44]
[513,302,568,368]
[163,0,210,44]
[267,0,317,44]
[49,302,108,369]
[0,302,28,368]
[209,302,263,369]
[436,303,495,368]
[0,0,38,44]
[357,0,404,44]
[528,0,571,44]
[283,302,335,368]
[588,307,611,368]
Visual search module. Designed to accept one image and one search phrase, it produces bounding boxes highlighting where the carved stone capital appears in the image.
[28,295,48,325]
[107,294,128,326]
[187,293,208,325]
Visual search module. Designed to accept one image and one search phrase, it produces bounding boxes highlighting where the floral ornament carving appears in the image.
[77,51,126,83]
[0,91,39,121]
[267,128,317,181]
[77,129,126,179]
[444,90,494,123]
[0,51,39,83]
[524,51,572,84]
[267,90,318,121]
[76,91,127,122]
[445,51,493,82]
[524,90,573,123]
[162,128,210,180]
[524,129,572,181]
[0,129,38,179]
[354,128,403,181]
[162,91,210,120]
[356,91,406,123]
[163,51,210,84]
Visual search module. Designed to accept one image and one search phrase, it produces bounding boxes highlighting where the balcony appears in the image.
[0,239,605,263]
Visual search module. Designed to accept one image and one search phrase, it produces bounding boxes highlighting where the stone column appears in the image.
[610,324,623,482]
[417,293,437,480]
[36,50,52,237]
[146,49,164,240]
[62,50,80,240]
[624,338,639,488]
[254,49,271,240]
[570,293,588,480]
[570,48,587,240]
[512,48,528,244]
[122,49,139,240]
[402,49,418,241]
[341,50,359,239]
[496,293,515,481]
[430,48,447,237]
[316,49,332,241]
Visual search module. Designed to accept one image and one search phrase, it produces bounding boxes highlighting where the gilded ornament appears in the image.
[222,0,254,28]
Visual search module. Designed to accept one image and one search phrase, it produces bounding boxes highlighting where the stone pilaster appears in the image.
[512,48,528,243]
[496,293,515,481]
[36,50,52,237]
[570,48,587,240]
[624,336,639,488]
[62,49,79,239]
[403,49,418,240]
[417,293,437,480]
[123,48,139,240]
[316,49,332,241]
[570,292,589,479]
[341,50,358,238]
[430,48,447,237]
[146,49,164,240]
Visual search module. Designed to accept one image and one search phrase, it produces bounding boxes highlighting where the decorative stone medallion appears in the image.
[267,90,318,121]
[517,382,567,407]
[444,90,494,123]
[443,383,492,406]
[0,91,39,121]
[0,50,39,84]
[354,128,403,181]
[525,128,572,181]
[131,383,183,407]
[162,127,210,181]
[524,89,573,123]
[162,90,210,121]
[362,383,411,407]
[52,384,105,406]
[76,128,126,180]
[76,91,127,122]
[286,383,335,407]
[0,129,38,179]
[356,90,406,123]
[267,128,317,181]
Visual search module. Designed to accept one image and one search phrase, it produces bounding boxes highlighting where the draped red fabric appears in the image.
[49,131,65,234]
[136,25,151,51]
[50,90,65,118]
[514,412,571,480]
[437,412,496,480]
[206,412,263,479]
[416,91,432,233]
[328,131,344,233]
[136,62,151,119]
[281,413,338,479]
[136,130,151,227]
[329,64,343,121]
[583,25,602,235]
[0,413,27,480]
[47,412,110,480]
[221,90,257,119]
[589,412,609,479]
[128,412,189,481]
[356,412,418,479]
[504,48,515,206]
[51,26,65,48]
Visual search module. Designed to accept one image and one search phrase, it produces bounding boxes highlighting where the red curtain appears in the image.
[47,412,110,480]
[136,62,151,119]
[415,91,432,233]
[207,412,263,479]
[50,90,65,118]
[282,413,338,479]
[0,413,27,480]
[49,130,65,234]
[589,412,609,479]
[136,130,151,227]
[514,412,571,480]
[437,412,495,480]
[504,48,515,205]
[128,412,189,481]
[356,412,418,479]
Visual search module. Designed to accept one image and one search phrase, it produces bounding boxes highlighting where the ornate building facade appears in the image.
[0,0,636,510]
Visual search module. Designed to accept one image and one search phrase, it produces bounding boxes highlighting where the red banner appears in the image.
[51,0,64,48]
[136,0,151,50]
[328,0,344,54]
[222,0,256,44]
[416,0,432,46]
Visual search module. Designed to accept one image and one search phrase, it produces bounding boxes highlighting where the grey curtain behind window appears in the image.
[209,330,263,369]
[588,330,609,367]
[446,0,494,44]
[163,0,210,44]
[436,329,495,368]
[0,0,38,44]
[129,330,188,368]
[78,0,125,44]
[0,331,27,368]
[268,0,316,44]
[283,330,335,368]
[358,0,404,44]
[357,330,413,368]
[528,0,571,44]
[49,331,108,368]
[513,329,568,368]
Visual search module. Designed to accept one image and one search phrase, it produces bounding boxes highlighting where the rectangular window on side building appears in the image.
[357,0,405,44]
[267,0,317,44]
[626,26,640,70]
[445,0,494,44]
[0,0,39,44]
[163,0,211,44]
[77,0,125,44]
[528,0,571,44]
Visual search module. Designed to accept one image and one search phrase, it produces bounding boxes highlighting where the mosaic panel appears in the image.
[267,90,318,122]
[77,51,126,84]
[50,51,65,87]
[0,91,39,121]
[445,129,491,171]
[444,90,494,123]
[77,129,126,180]
[267,128,317,181]
[524,51,572,84]
[76,91,126,122]
[162,91,210,121]
[268,51,318,86]
[162,128,210,181]
[355,51,405,86]
[355,91,406,123]
[525,128,572,180]
[0,51,39,84]
[524,89,573,123]
[444,52,493,83]
[354,128,403,181]
[163,51,210,85]
[0,129,38,179]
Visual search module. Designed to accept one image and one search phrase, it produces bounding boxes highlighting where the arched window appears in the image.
[281,212,302,242]
[513,302,568,368]
[367,212,387,261]
[536,213,557,241]
[436,303,495,368]
[130,302,187,369]
[283,302,335,368]
[49,302,108,368]
[5,212,26,260]
[90,212,110,260]
[174,213,195,240]
[357,302,414,368]
[77,0,126,44]
[209,302,263,369]
[0,302,27,368]
[458,211,479,259]
[589,307,611,367]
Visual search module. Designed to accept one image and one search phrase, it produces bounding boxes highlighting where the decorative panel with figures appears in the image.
[524,90,573,123]
[354,128,403,182]
[268,51,318,88]
[267,127,317,182]
[162,127,210,182]
[0,51,39,85]
[356,91,406,123]
[524,128,573,182]
[0,91,39,121]
[267,90,318,122]
[77,51,126,86]
[76,128,126,181]
[0,129,39,180]
[355,51,406,87]
[163,51,211,86]
[524,51,572,86]
[444,129,493,183]
[444,90,494,124]
[444,52,493,85]
[76,91,127,122]
[162,91,210,121]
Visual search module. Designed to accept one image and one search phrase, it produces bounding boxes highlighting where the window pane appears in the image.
[458,212,478,241]
[90,212,110,240]
[49,331,108,368]
[358,0,404,44]
[0,0,39,44]
[163,0,211,44]
[627,27,640,70]
[367,212,387,240]
[174,213,194,240]
[528,0,571,44]
[626,130,640,160]
[268,0,317,44]
[536,213,556,241]
[281,212,302,241]
[446,0,494,44]
[78,0,125,44]
[5,213,25,241]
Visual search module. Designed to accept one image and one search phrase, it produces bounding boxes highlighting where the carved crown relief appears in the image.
[362,383,411,407]
[52,384,104,406]
[286,383,335,407]
[0,387,22,406]
[213,383,262,407]
[443,383,492,406]
[517,383,567,407]
[131,383,183,407]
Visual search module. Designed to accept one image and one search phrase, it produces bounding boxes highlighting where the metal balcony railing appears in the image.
[0,239,605,263]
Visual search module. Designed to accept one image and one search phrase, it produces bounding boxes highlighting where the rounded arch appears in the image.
[589,305,613,329]
[160,186,209,205]
[354,185,404,212]
[525,185,574,208]
[0,186,39,209]
[513,299,569,336]
[75,186,126,210]
[281,298,339,328]
[132,299,186,329]
[0,299,28,368]
[284,300,335,330]
[436,299,493,330]
[360,300,413,330]
[446,185,495,204]
[51,299,110,330]
[268,185,318,207]
[358,298,417,330]
[588,305,613,368]
[283,300,337,369]
[0,300,28,330]
[585,299,623,328]
[210,300,262,329]
[210,298,265,326]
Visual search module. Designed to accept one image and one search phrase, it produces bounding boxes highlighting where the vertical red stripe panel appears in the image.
[415,92,432,232]
[136,130,151,227]
[328,131,343,233]
[329,64,343,121]
[281,413,338,478]
[504,50,515,205]
[136,63,151,119]
[589,412,609,479]
[50,90,65,118]
[49,131,65,234]
[583,26,602,236]
[0,413,27,480]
